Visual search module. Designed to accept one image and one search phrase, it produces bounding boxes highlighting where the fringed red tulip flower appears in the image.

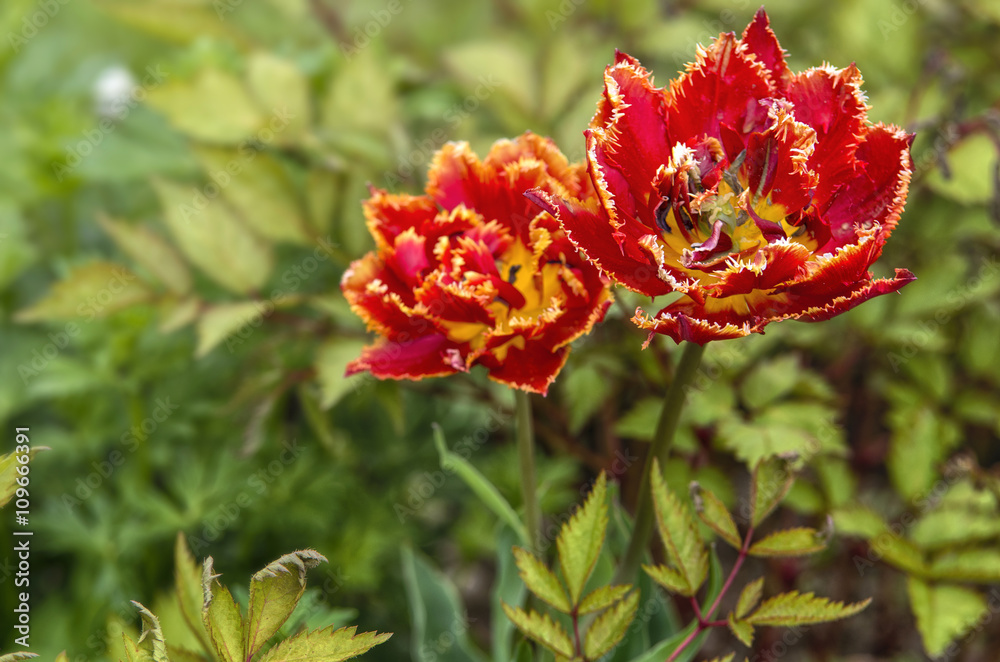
[341,133,612,395]
[529,9,915,346]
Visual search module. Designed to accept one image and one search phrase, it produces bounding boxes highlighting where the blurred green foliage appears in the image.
[1,0,999,660]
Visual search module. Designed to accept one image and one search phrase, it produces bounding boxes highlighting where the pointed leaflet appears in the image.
[748,528,826,557]
[727,612,755,647]
[120,633,144,662]
[511,547,571,613]
[643,564,691,596]
[692,482,741,548]
[500,604,574,658]
[907,577,987,657]
[749,457,796,527]
[98,214,192,294]
[202,558,245,662]
[131,601,170,662]
[0,654,39,662]
[583,590,640,660]
[174,533,210,650]
[649,459,708,597]
[245,550,327,658]
[745,591,871,627]
[578,584,633,615]
[0,448,43,509]
[556,472,609,606]
[258,624,391,662]
[735,577,765,620]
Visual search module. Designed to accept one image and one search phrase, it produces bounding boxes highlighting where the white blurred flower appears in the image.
[93,65,138,121]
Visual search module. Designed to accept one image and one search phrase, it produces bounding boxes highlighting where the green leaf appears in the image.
[740,356,801,410]
[623,620,704,662]
[648,460,707,597]
[748,528,826,557]
[132,601,170,662]
[928,548,1000,583]
[120,633,145,662]
[727,612,754,647]
[500,604,574,659]
[564,364,613,434]
[887,407,943,501]
[443,40,538,117]
[258,624,391,662]
[511,547,570,613]
[15,262,153,322]
[202,558,245,662]
[870,535,927,576]
[193,147,312,244]
[907,577,987,657]
[613,398,661,441]
[578,584,634,615]
[704,656,736,662]
[735,577,764,620]
[147,67,264,143]
[195,302,268,357]
[491,526,526,662]
[245,550,327,658]
[433,425,529,545]
[174,533,208,647]
[98,214,192,294]
[830,504,885,539]
[749,457,796,527]
[584,590,639,660]
[692,483,741,549]
[0,447,43,509]
[93,0,246,44]
[153,178,273,295]
[0,204,38,290]
[0,653,39,662]
[927,133,997,204]
[315,338,369,409]
[556,471,609,606]
[745,591,871,627]
[643,564,689,596]
[910,510,1000,550]
[400,547,486,662]
[322,49,397,137]
[246,52,311,145]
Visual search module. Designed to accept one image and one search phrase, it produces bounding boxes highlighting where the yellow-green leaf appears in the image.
[735,577,764,620]
[322,49,397,136]
[929,548,1000,583]
[727,612,754,647]
[246,52,311,145]
[748,528,826,557]
[97,215,192,294]
[132,601,169,662]
[202,558,244,662]
[745,591,871,627]
[0,447,43,509]
[0,653,39,662]
[512,547,570,613]
[245,550,327,658]
[693,483,741,548]
[749,457,796,527]
[196,302,269,357]
[907,577,987,657]
[174,533,206,644]
[556,472,608,606]
[830,504,885,539]
[578,584,633,615]
[93,0,246,45]
[147,67,263,143]
[153,178,273,295]
[583,590,639,660]
[500,603,574,659]
[315,338,369,408]
[15,262,153,322]
[258,624,391,662]
[650,459,708,597]
[643,563,690,596]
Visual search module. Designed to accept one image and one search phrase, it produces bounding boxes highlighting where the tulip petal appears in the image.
[346,334,462,381]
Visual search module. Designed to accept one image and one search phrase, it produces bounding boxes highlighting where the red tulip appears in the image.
[530,9,915,345]
[341,133,612,395]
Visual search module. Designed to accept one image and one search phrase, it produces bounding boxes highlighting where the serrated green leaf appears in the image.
[692,483,741,548]
[869,534,927,576]
[929,548,1000,583]
[578,584,633,615]
[500,604,574,659]
[749,457,796,527]
[556,472,608,606]
[121,633,145,662]
[153,178,273,295]
[643,563,689,595]
[98,214,192,294]
[174,533,208,648]
[740,356,801,410]
[907,577,987,657]
[649,460,707,597]
[246,52,311,145]
[735,577,765,620]
[258,624,391,662]
[245,550,327,658]
[584,590,639,660]
[0,653,39,662]
[910,510,1000,551]
[511,547,570,613]
[132,601,170,662]
[745,591,871,627]
[727,612,754,647]
[15,262,153,322]
[147,67,263,143]
[748,528,826,557]
[202,558,245,662]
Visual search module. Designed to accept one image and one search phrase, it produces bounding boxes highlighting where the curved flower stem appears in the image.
[613,341,706,586]
[516,389,541,552]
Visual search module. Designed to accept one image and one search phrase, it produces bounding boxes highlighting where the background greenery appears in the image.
[1,0,998,659]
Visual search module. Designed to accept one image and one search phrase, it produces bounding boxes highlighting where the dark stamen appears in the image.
[654,197,672,233]
[507,264,521,283]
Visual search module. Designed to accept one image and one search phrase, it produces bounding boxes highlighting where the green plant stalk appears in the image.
[613,341,706,585]
[516,389,542,553]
